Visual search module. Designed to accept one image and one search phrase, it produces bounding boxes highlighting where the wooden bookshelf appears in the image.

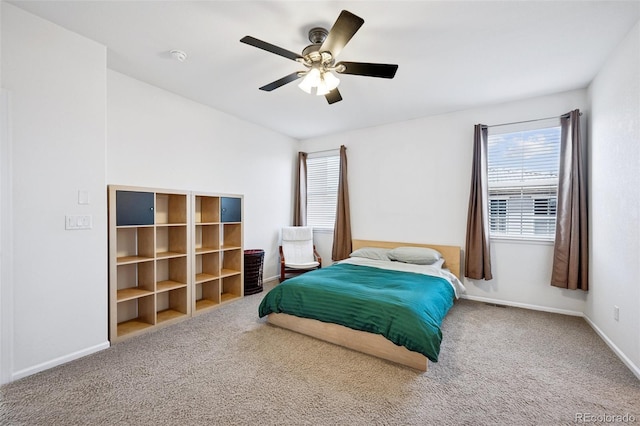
[192,193,243,315]
[108,186,243,342]
[108,186,191,343]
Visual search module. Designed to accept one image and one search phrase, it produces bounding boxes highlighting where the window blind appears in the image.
[306,152,340,230]
[487,121,561,240]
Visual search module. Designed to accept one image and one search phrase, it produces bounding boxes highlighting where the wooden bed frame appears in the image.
[267,239,462,371]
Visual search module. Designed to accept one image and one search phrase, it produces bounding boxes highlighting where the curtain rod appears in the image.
[307,148,341,155]
[484,112,581,129]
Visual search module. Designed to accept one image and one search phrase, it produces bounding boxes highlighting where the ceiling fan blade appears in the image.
[259,72,303,92]
[325,88,343,104]
[240,36,302,61]
[335,62,398,79]
[320,10,364,58]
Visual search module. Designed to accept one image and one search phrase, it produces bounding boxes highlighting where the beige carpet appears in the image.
[1,282,638,425]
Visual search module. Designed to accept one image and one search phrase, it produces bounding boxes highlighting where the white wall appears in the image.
[1,3,109,381]
[300,89,588,315]
[587,21,640,376]
[107,70,298,280]
[0,0,8,385]
[0,4,297,382]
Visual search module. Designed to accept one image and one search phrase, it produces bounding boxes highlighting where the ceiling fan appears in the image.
[240,10,398,104]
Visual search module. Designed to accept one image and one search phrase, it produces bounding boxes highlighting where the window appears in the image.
[306,151,340,230]
[489,199,507,232]
[487,120,560,240]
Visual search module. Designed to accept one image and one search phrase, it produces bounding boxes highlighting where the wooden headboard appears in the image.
[352,239,462,279]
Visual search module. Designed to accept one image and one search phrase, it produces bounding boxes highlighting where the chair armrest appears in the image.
[279,245,285,282]
[313,245,322,268]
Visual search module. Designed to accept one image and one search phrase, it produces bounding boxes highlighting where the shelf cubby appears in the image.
[195,196,220,224]
[156,287,188,324]
[221,248,242,277]
[156,225,187,258]
[155,193,187,225]
[116,294,155,338]
[116,261,154,301]
[156,256,188,290]
[221,274,242,302]
[195,279,221,311]
[221,223,242,250]
[195,252,220,283]
[195,224,220,254]
[116,226,154,264]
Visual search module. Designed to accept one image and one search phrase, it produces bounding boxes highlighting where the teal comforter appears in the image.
[258,263,455,362]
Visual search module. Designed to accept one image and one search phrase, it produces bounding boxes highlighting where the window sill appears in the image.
[312,228,334,234]
[490,236,554,246]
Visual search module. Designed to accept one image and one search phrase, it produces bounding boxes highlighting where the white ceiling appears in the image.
[9,1,640,140]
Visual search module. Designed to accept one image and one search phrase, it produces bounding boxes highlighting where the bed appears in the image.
[258,239,465,371]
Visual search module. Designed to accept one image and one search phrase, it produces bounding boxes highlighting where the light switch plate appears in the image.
[78,190,90,205]
[65,215,92,230]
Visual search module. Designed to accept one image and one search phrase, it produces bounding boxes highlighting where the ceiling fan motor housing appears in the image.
[308,27,328,44]
[302,28,334,68]
[302,46,334,67]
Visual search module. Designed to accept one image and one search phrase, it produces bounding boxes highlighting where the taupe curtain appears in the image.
[332,145,352,261]
[551,109,588,290]
[465,124,493,280]
[293,152,307,226]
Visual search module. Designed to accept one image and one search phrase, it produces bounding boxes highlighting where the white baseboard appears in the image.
[582,314,640,380]
[11,341,110,382]
[462,294,639,380]
[263,275,279,285]
[460,294,584,317]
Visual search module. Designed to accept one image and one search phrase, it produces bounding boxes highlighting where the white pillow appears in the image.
[430,258,445,269]
[349,247,391,261]
[387,246,442,265]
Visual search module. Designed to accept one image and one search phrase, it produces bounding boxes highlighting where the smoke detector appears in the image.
[170,49,188,62]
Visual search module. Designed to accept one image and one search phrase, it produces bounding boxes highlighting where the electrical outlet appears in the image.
[614,305,619,322]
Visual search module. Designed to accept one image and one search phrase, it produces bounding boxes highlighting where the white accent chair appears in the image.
[279,226,322,282]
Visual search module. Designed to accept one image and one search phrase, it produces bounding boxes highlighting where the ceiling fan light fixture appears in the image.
[298,69,340,96]
[298,68,321,94]
[322,71,340,92]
